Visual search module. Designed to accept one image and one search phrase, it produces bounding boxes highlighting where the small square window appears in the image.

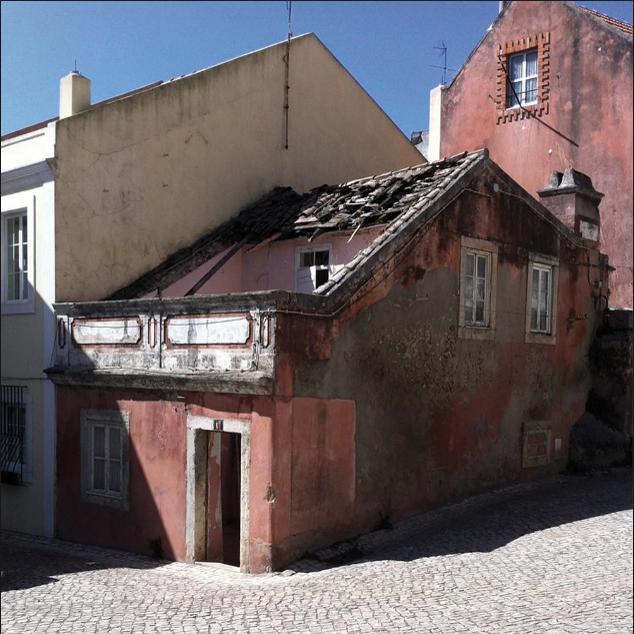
[295,246,332,293]
[81,410,130,509]
[506,49,538,108]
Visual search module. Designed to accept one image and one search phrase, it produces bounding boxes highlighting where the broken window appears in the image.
[506,49,538,108]
[295,245,332,293]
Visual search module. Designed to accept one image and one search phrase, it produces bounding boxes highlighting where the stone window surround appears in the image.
[458,236,499,341]
[80,409,130,510]
[525,252,559,345]
[496,32,551,125]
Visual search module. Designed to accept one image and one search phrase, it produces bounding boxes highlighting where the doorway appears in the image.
[186,416,250,571]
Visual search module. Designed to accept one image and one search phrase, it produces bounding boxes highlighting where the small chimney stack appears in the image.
[59,71,91,119]
[537,168,603,243]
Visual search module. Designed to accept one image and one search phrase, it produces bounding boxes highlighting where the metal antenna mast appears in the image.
[433,41,448,85]
[283,1,292,150]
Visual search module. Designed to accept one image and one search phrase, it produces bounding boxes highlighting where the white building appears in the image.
[1,120,57,536]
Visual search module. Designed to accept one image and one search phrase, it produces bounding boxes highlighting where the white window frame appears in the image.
[0,387,33,483]
[458,236,498,341]
[1,193,35,314]
[80,409,130,510]
[525,253,559,345]
[294,244,333,293]
[506,49,538,109]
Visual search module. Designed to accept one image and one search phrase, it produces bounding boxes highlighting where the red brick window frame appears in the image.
[496,32,550,124]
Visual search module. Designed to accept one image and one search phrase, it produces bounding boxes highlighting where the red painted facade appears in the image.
[53,159,607,572]
[438,1,632,308]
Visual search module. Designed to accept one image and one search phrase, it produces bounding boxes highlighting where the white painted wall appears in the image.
[1,122,57,537]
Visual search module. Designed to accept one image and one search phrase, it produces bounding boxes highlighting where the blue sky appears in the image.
[2,1,632,136]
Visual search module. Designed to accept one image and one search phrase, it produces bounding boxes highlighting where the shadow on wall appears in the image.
[286,469,632,573]
[1,281,177,572]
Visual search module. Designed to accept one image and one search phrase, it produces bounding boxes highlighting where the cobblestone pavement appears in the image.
[1,470,632,633]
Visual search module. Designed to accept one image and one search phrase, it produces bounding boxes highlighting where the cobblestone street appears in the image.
[1,470,632,633]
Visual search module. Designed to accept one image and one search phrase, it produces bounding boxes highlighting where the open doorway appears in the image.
[206,431,241,566]
[186,416,250,571]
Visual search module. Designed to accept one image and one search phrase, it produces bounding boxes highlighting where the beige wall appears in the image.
[54,34,422,301]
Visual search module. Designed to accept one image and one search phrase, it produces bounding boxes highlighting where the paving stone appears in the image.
[0,470,631,633]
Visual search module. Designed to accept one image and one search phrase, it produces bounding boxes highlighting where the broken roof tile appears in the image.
[110,150,488,299]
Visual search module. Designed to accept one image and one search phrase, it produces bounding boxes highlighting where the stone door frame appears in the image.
[185,415,251,572]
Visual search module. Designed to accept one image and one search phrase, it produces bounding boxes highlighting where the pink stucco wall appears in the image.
[155,228,382,298]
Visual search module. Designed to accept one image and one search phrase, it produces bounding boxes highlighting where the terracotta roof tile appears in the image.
[111,150,486,300]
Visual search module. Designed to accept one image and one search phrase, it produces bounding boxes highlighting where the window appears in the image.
[458,237,498,340]
[1,204,35,314]
[295,245,332,293]
[496,33,550,125]
[0,385,32,485]
[507,49,538,108]
[81,410,130,509]
[525,253,559,345]
[530,264,552,333]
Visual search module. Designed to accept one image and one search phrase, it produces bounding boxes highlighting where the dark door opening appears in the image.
[205,431,241,566]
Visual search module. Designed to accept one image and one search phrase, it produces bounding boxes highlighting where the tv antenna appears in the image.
[431,41,457,85]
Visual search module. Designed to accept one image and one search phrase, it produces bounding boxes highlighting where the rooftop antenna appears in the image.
[74,59,77,73]
[283,1,292,149]
[431,41,457,85]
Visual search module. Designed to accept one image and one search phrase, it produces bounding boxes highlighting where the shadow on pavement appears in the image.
[288,469,633,573]
[0,534,166,593]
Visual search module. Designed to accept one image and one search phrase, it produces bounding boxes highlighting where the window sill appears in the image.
[1,299,35,315]
[82,489,128,510]
[525,331,556,345]
[458,326,495,341]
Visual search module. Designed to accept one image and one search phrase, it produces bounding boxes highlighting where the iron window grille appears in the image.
[1,385,26,485]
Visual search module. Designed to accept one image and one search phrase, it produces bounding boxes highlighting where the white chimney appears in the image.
[427,85,445,162]
[59,71,91,119]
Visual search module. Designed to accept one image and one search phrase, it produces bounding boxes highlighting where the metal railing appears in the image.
[1,385,26,485]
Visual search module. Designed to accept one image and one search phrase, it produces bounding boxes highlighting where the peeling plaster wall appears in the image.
[275,169,602,551]
[56,386,356,573]
[439,1,632,308]
[54,34,422,302]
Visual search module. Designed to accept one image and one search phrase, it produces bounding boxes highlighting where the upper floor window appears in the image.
[458,237,498,340]
[530,264,552,333]
[1,202,35,314]
[507,49,538,108]
[525,253,559,345]
[295,245,332,293]
[4,211,28,302]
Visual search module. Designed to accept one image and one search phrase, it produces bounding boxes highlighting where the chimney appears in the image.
[59,71,91,119]
[537,168,603,243]
[427,85,445,162]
